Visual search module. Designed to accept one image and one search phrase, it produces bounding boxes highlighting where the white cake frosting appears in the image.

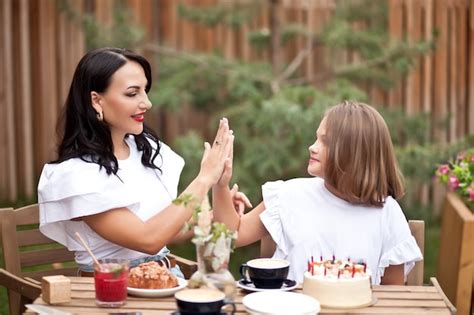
[302,259,372,308]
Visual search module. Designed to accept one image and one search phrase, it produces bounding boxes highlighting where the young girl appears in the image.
[213,101,423,285]
[38,48,249,276]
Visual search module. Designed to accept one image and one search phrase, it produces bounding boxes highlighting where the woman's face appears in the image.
[307,117,328,178]
[94,60,152,140]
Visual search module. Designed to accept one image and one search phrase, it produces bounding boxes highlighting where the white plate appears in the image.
[237,279,298,292]
[243,291,320,315]
[127,277,187,297]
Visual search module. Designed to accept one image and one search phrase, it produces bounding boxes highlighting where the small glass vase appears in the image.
[188,235,236,301]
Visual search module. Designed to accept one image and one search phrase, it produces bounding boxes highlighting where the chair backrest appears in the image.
[406,220,424,285]
[0,204,77,280]
[259,219,425,285]
[0,204,77,315]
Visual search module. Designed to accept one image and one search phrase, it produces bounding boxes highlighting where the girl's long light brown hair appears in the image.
[323,101,404,207]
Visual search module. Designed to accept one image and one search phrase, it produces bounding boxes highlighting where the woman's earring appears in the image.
[96,111,103,121]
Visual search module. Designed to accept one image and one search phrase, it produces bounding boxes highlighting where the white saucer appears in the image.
[237,279,298,292]
[127,277,187,297]
[243,291,320,315]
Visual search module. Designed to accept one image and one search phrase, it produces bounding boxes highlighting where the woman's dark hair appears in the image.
[52,47,161,175]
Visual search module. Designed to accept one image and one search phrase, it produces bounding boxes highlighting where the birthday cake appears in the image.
[302,258,372,308]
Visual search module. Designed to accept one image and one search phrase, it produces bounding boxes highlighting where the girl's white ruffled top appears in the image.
[259,177,423,285]
[38,136,184,266]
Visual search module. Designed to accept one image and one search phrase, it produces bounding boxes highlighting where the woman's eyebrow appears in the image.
[126,85,141,90]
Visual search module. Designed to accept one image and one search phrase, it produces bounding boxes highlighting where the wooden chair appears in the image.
[259,219,425,285]
[406,220,425,286]
[436,192,474,315]
[0,268,41,313]
[0,204,197,315]
[0,204,77,315]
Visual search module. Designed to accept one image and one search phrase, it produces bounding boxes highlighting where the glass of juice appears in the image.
[94,258,129,307]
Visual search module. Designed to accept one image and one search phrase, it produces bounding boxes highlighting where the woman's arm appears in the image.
[82,119,233,254]
[380,264,404,285]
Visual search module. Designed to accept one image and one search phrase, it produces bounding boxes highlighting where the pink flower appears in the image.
[468,186,474,201]
[448,176,460,190]
[437,164,450,175]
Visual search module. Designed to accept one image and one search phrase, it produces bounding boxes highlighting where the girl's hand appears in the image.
[230,183,252,216]
[198,118,234,187]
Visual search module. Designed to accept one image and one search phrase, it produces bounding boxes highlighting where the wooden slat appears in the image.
[57,1,70,113]
[407,220,425,285]
[0,0,7,200]
[14,204,39,225]
[456,1,467,138]
[406,0,422,116]
[20,248,75,267]
[3,0,17,200]
[469,0,474,134]
[17,230,56,247]
[422,0,434,114]
[388,0,404,109]
[12,0,34,198]
[33,0,59,175]
[448,6,457,142]
[94,0,114,28]
[433,0,449,143]
[69,0,85,93]
[181,0,195,52]
[0,208,22,275]
[22,267,78,281]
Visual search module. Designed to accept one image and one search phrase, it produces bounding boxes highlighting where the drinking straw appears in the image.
[75,232,102,271]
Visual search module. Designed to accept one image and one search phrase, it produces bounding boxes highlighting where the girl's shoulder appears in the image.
[263,177,322,201]
[275,176,322,189]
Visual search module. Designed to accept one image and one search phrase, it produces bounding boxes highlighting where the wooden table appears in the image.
[26,277,456,314]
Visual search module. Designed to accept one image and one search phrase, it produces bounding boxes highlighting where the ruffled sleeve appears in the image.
[259,180,290,255]
[376,198,423,283]
[38,159,141,248]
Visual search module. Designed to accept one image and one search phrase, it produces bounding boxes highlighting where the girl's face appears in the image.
[93,60,152,141]
[307,117,328,178]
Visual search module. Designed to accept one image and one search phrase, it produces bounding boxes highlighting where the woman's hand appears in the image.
[211,120,251,215]
[197,118,234,187]
[216,126,234,188]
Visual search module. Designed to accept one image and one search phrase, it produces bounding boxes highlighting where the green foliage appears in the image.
[150,54,272,113]
[177,1,263,28]
[57,0,145,50]
[322,0,434,89]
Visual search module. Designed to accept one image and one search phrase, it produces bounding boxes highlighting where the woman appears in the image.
[38,47,247,276]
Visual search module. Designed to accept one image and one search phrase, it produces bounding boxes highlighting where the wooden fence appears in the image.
[0,0,473,201]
